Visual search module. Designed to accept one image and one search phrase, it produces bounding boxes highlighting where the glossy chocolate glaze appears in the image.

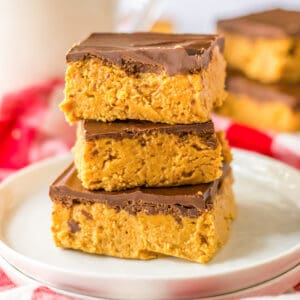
[66,33,224,75]
[218,9,300,38]
[82,120,216,148]
[49,164,230,219]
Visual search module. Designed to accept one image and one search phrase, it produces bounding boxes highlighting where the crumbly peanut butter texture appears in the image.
[220,32,300,83]
[216,92,300,132]
[73,123,231,191]
[51,171,236,263]
[60,47,226,124]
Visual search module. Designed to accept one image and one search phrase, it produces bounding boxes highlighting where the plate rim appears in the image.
[0,149,299,282]
[1,254,299,300]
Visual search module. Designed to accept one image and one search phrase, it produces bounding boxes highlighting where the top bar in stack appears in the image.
[60,33,226,124]
[218,9,300,83]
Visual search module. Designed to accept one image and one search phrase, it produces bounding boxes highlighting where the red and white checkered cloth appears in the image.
[0,79,75,181]
[0,80,299,299]
[212,114,300,170]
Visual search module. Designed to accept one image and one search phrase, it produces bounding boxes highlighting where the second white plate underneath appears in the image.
[1,255,299,300]
[0,149,299,299]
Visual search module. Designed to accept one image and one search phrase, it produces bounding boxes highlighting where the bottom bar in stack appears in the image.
[49,164,236,263]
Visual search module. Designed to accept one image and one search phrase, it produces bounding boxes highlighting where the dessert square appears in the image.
[50,164,236,263]
[60,33,226,124]
[216,72,300,132]
[73,120,231,191]
[217,9,300,83]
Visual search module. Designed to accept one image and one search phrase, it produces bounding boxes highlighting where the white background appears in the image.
[163,0,300,33]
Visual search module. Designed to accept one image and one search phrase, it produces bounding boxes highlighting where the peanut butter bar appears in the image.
[73,120,231,191]
[216,72,300,131]
[60,33,226,124]
[218,9,300,83]
[50,164,236,263]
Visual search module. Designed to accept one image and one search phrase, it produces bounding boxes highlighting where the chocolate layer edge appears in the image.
[66,32,224,75]
[49,164,230,219]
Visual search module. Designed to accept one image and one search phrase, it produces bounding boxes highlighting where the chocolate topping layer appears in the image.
[218,9,300,38]
[227,71,300,110]
[66,33,224,75]
[83,120,215,143]
[49,164,230,219]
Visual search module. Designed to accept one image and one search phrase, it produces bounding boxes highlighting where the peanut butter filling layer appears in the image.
[73,120,231,191]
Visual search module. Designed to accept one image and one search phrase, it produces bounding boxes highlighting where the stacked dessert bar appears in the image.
[216,9,300,132]
[49,33,237,263]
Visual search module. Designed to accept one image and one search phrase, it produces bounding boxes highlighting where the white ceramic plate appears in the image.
[0,149,299,300]
[1,255,299,300]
